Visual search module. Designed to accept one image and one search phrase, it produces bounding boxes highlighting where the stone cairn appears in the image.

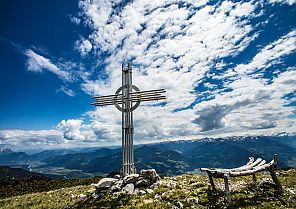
[93,169,160,197]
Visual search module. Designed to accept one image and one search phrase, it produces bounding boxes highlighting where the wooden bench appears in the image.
[200,154,282,204]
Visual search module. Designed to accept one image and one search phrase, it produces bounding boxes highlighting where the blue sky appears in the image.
[0,0,92,129]
[0,0,295,151]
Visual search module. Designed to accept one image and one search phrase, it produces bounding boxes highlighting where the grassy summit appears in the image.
[0,169,295,209]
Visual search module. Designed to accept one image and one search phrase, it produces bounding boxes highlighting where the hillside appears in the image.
[41,136,296,176]
[0,166,102,199]
[0,166,47,180]
[0,169,295,208]
[1,135,295,178]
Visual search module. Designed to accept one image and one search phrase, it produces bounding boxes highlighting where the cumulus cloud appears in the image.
[191,28,296,134]
[193,105,232,132]
[0,129,110,151]
[234,30,296,77]
[86,104,198,143]
[4,0,295,150]
[76,0,260,141]
[75,39,92,56]
[193,69,296,134]
[0,132,8,141]
[56,119,85,140]
[0,129,66,151]
[74,0,296,143]
[79,0,260,109]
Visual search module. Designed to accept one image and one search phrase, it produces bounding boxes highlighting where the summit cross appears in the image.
[91,63,166,176]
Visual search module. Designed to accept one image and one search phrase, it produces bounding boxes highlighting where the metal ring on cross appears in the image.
[114,85,141,112]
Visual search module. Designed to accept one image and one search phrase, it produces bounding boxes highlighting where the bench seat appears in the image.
[200,154,282,204]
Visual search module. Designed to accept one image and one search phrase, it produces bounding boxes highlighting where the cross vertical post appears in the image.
[91,63,166,177]
[122,63,136,175]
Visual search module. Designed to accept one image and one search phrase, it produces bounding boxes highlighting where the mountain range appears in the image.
[0,135,295,177]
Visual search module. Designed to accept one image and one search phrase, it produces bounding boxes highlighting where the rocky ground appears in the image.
[0,169,295,209]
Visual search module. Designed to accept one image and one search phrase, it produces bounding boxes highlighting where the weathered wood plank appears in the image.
[209,174,216,191]
[201,159,273,177]
[200,158,265,174]
[224,174,231,204]
[252,173,257,183]
[267,155,282,193]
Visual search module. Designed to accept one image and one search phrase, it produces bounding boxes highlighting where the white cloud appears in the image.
[74,0,264,142]
[24,49,73,82]
[0,128,110,151]
[229,1,256,17]
[193,71,296,133]
[0,132,8,141]
[85,105,198,143]
[234,30,296,77]
[75,39,93,56]
[57,86,76,97]
[4,0,295,150]
[70,16,81,25]
[0,129,65,150]
[268,0,296,5]
[56,119,85,140]
[24,49,91,85]
[75,0,296,143]
[193,28,296,135]
[79,0,260,110]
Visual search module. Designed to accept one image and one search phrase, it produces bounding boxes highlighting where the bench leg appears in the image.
[268,167,283,193]
[209,174,216,191]
[252,173,257,183]
[224,174,231,205]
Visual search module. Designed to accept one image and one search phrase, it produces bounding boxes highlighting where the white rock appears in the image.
[110,180,123,192]
[92,193,99,198]
[122,183,135,194]
[139,190,146,195]
[140,169,160,183]
[79,194,86,201]
[149,182,160,189]
[136,178,151,187]
[123,174,139,184]
[146,188,154,194]
[154,194,161,200]
[94,178,118,189]
[288,196,296,203]
[176,201,184,208]
[114,174,121,179]
[287,188,295,195]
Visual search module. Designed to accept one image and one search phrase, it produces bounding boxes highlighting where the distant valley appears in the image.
[0,135,295,178]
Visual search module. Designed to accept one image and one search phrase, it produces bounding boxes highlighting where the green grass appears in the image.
[0,169,295,209]
[0,176,102,199]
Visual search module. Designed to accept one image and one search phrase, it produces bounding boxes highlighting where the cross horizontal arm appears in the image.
[130,88,166,95]
[92,88,166,99]
[94,92,165,103]
[91,96,166,106]
[91,88,166,107]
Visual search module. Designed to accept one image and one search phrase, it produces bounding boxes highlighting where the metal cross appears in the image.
[91,63,166,176]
